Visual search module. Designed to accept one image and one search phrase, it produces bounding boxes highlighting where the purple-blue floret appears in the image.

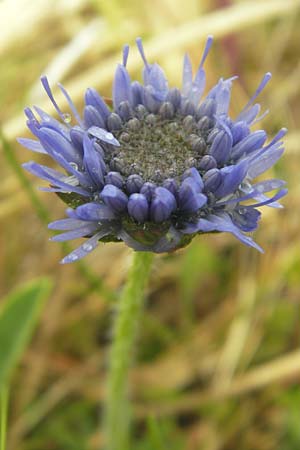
[19,36,287,263]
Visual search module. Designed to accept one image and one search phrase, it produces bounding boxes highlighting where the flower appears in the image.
[19,36,287,263]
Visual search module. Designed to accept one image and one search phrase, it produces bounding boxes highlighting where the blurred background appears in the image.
[1,0,300,449]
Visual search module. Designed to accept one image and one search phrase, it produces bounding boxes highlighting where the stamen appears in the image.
[24,107,38,122]
[136,37,149,68]
[242,72,272,113]
[199,35,214,69]
[264,128,287,150]
[122,44,130,67]
[252,108,269,125]
[40,76,66,122]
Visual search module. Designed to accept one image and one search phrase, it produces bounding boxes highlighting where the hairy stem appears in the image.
[0,387,9,450]
[105,251,154,450]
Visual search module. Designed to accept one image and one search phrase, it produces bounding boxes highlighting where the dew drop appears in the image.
[63,113,72,124]
[69,162,78,170]
[83,243,93,252]
[105,132,114,140]
[69,254,79,261]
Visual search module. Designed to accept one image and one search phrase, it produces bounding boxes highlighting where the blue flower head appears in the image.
[19,36,287,263]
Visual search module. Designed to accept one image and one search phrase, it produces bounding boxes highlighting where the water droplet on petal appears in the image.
[83,243,93,251]
[69,254,79,261]
[69,162,78,170]
[105,132,114,140]
[63,113,72,124]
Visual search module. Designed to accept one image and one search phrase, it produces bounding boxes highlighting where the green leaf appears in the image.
[0,278,53,390]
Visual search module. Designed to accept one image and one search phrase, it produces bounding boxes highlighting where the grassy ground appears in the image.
[1,0,300,448]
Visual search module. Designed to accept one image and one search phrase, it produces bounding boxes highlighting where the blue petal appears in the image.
[131,81,144,106]
[60,229,110,264]
[181,217,219,234]
[51,223,99,241]
[178,178,207,213]
[197,99,217,119]
[85,88,110,119]
[150,187,176,223]
[128,193,149,222]
[230,121,250,145]
[205,213,263,252]
[76,202,116,221]
[231,130,267,160]
[105,171,124,188]
[182,53,193,97]
[84,105,105,128]
[143,85,161,113]
[248,146,284,178]
[203,168,222,192]
[88,126,120,147]
[70,126,84,153]
[83,134,105,188]
[162,178,178,197]
[34,106,70,140]
[231,208,261,232]
[23,161,90,196]
[182,167,204,192]
[140,182,156,201]
[100,184,128,213]
[144,62,168,102]
[126,174,144,194]
[37,127,82,166]
[246,188,287,208]
[48,218,87,230]
[237,103,260,124]
[113,64,133,109]
[209,129,232,165]
[17,137,46,154]
[215,161,248,198]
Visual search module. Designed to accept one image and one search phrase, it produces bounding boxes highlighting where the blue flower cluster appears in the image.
[19,36,287,263]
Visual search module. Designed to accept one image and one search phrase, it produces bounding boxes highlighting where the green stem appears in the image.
[0,387,9,450]
[105,251,154,450]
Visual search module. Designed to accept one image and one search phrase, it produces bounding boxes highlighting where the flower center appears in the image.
[106,107,209,183]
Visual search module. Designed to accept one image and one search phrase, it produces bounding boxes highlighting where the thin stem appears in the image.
[0,387,9,450]
[105,251,154,450]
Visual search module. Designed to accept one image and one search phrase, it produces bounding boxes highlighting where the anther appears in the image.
[159,102,175,119]
[110,157,124,172]
[197,116,212,132]
[166,88,182,110]
[120,132,130,142]
[180,99,196,116]
[118,101,133,121]
[183,115,195,132]
[107,113,122,131]
[145,114,157,125]
[207,128,219,144]
[198,155,217,171]
[135,104,147,119]
[190,136,206,152]
[185,157,198,168]
[127,118,141,131]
